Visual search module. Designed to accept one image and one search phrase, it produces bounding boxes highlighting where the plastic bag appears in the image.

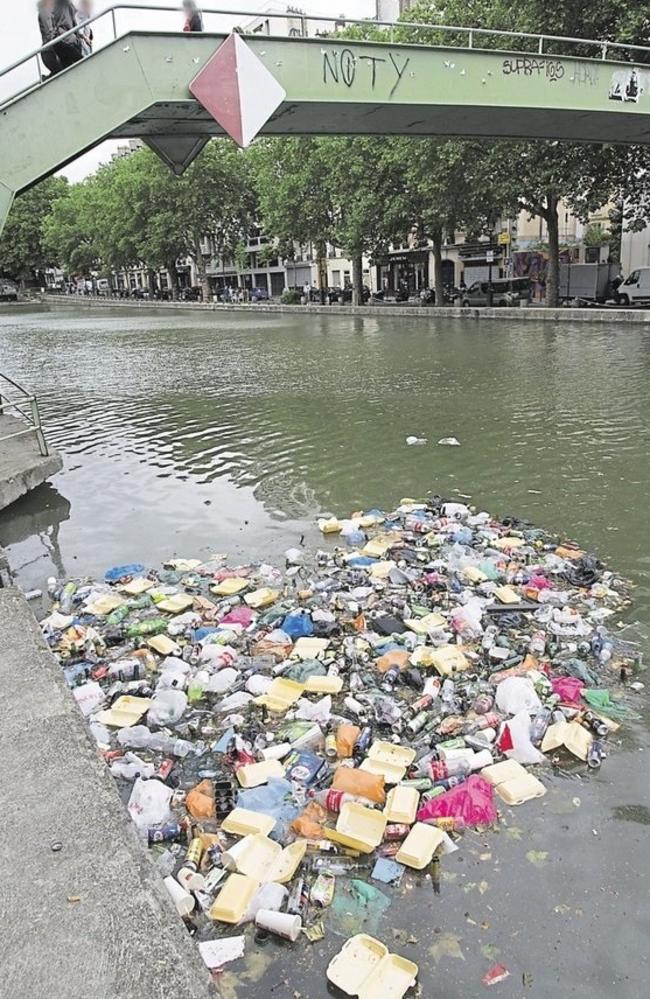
[157,656,191,690]
[551,676,585,705]
[417,775,497,827]
[498,710,545,765]
[72,680,104,717]
[291,801,328,839]
[282,612,314,639]
[147,689,188,726]
[495,676,541,715]
[104,562,144,583]
[127,776,172,829]
[186,779,215,819]
[237,778,300,842]
[336,724,360,758]
[295,695,332,723]
[451,597,485,639]
[332,767,386,805]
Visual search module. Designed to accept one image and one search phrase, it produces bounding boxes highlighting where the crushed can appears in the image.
[310,871,336,907]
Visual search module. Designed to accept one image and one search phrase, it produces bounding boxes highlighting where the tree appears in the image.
[400,1,650,304]
[42,177,100,275]
[0,176,68,283]
[249,138,337,300]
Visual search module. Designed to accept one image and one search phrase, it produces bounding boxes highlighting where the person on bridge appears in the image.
[52,0,83,70]
[77,0,94,57]
[37,0,63,77]
[182,0,204,32]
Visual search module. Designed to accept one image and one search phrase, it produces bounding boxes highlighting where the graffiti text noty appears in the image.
[323,48,411,98]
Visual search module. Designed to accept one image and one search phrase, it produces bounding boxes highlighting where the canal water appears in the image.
[1,304,649,997]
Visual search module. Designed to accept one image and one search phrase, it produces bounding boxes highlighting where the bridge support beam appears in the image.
[143,135,210,176]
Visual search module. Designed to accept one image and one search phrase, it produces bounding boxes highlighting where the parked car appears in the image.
[179,286,202,302]
[461,277,530,307]
[329,285,371,304]
[250,286,270,301]
[96,278,111,296]
[0,279,18,301]
[616,267,650,306]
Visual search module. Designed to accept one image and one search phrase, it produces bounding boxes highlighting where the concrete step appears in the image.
[0,414,62,511]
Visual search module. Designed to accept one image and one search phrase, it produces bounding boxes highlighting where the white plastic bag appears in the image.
[127,776,172,829]
[502,710,546,765]
[495,676,541,715]
[157,656,191,690]
[73,680,104,717]
[147,689,188,726]
[207,667,239,694]
[295,695,332,723]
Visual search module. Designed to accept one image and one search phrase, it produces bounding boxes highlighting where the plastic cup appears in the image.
[222,835,251,872]
[255,909,302,942]
[260,742,291,762]
[176,866,206,892]
[163,875,195,917]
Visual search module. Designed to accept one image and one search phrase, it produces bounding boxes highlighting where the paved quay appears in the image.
[0,413,62,512]
[0,587,214,999]
[40,293,650,324]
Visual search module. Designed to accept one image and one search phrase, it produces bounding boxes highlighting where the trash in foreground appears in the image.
[43,494,641,994]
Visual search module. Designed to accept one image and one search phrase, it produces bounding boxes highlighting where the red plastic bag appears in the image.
[416,775,497,827]
[551,676,585,705]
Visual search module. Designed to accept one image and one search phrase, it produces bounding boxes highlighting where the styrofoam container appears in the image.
[304,674,344,694]
[335,803,387,852]
[396,822,444,870]
[221,808,276,838]
[327,934,419,999]
[208,873,258,923]
[255,677,304,713]
[383,785,420,825]
[236,759,285,788]
[360,741,416,784]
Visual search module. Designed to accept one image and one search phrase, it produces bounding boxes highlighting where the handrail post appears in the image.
[468,29,473,49]
[111,7,117,40]
[35,52,42,82]
[601,42,608,60]
[538,36,544,54]
[30,398,49,457]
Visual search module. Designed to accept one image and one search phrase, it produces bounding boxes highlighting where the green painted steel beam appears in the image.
[1,30,650,235]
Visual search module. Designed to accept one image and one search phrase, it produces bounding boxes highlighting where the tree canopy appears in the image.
[0,177,68,282]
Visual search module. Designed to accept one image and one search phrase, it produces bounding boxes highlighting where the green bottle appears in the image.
[125,618,169,638]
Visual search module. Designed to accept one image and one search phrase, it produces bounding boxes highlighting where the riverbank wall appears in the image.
[35,294,650,324]
[0,586,214,999]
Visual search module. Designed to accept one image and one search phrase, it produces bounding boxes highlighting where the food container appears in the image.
[236,760,285,788]
[326,934,419,999]
[383,785,420,825]
[396,822,444,869]
[221,808,276,838]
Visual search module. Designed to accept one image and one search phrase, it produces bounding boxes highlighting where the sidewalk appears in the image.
[0,413,62,512]
[0,587,214,999]
[40,293,650,324]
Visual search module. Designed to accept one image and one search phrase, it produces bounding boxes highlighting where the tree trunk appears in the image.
[167,260,180,300]
[545,192,560,308]
[193,239,211,302]
[432,230,445,307]
[147,269,156,298]
[352,253,364,306]
[316,241,328,304]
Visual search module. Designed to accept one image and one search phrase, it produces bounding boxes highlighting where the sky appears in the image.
[1,0,376,181]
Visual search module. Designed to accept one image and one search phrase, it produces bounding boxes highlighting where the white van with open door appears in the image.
[617,267,650,305]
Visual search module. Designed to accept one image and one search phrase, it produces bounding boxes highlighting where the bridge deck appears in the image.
[1,30,649,233]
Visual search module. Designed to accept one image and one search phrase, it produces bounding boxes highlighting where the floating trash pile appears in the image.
[43,495,642,994]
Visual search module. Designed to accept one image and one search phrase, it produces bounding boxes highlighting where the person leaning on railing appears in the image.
[51,0,83,70]
[37,0,62,77]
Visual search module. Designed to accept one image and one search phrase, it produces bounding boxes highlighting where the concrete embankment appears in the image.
[0,587,214,999]
[0,414,62,512]
[38,293,650,324]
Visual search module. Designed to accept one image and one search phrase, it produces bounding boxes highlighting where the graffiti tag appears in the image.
[323,48,411,98]
[502,57,565,82]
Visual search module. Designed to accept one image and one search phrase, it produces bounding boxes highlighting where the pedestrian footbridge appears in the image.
[2,4,650,234]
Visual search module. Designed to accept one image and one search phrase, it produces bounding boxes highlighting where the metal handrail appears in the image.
[0,372,49,457]
[1,3,649,109]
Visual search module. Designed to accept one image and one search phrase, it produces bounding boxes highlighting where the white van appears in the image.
[617,267,650,306]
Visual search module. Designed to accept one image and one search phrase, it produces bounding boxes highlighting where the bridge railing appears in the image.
[2,4,650,111]
[0,372,49,458]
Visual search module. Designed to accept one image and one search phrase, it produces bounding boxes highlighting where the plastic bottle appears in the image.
[187,669,210,704]
[430,759,471,781]
[529,708,552,745]
[126,618,169,638]
[309,789,376,812]
[482,624,498,650]
[106,604,131,627]
[59,581,77,614]
[529,630,547,656]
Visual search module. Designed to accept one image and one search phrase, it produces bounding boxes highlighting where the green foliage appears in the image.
[583,222,612,247]
[280,288,302,304]
[0,176,68,281]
